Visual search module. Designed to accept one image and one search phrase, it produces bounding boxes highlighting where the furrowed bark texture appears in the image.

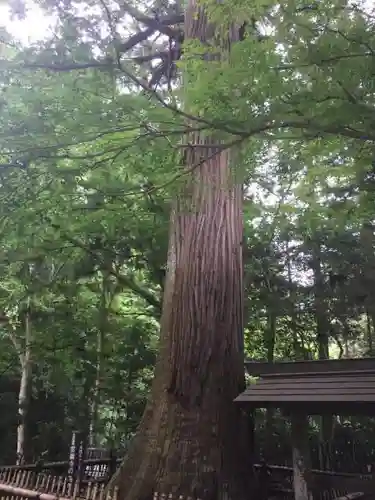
[107,2,251,500]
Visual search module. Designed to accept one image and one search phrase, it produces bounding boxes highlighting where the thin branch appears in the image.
[20,61,111,72]
[276,52,374,71]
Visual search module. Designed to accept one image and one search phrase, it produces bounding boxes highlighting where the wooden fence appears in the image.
[0,460,372,500]
[0,458,121,483]
[0,470,188,500]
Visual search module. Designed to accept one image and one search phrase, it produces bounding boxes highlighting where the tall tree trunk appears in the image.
[107,5,251,500]
[109,147,250,500]
[17,304,32,464]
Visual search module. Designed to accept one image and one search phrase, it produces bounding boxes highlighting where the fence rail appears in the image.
[0,458,121,483]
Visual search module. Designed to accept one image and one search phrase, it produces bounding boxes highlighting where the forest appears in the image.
[0,0,375,498]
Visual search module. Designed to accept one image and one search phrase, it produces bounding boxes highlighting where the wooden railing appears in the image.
[0,460,372,500]
[0,469,214,500]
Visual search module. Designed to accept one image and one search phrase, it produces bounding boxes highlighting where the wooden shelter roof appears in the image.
[235,358,375,414]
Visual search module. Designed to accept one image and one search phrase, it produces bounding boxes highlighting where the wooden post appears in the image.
[68,430,86,495]
[247,408,255,462]
[77,435,85,482]
[108,449,117,479]
[290,412,312,500]
[68,430,78,479]
[68,430,78,496]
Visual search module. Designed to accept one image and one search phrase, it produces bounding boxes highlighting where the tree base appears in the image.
[107,385,253,500]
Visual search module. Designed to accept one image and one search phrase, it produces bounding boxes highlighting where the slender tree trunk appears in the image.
[312,248,329,361]
[89,275,109,447]
[291,413,312,500]
[89,327,104,447]
[286,239,301,358]
[264,311,276,461]
[107,5,251,499]
[311,244,332,470]
[17,305,32,464]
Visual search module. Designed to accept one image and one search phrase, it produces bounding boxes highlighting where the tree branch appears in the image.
[116,26,156,53]
[43,218,162,314]
[121,4,183,38]
[110,269,161,315]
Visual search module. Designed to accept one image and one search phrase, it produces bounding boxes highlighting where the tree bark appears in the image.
[106,3,251,500]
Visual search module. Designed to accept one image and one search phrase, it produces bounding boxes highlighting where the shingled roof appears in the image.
[235,358,375,414]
